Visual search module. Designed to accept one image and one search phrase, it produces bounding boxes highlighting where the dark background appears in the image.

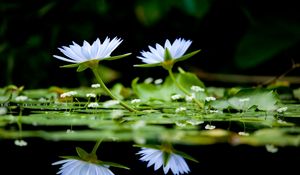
[1,0,300,88]
[1,0,300,174]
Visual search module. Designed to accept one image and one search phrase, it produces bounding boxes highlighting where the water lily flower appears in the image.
[53,141,129,175]
[53,37,129,69]
[135,38,200,70]
[137,147,191,175]
[52,159,115,175]
[53,37,137,112]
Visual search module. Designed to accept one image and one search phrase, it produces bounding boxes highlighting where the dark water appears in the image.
[1,139,299,175]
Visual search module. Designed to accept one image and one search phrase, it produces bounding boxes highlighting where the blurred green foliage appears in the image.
[0,0,299,88]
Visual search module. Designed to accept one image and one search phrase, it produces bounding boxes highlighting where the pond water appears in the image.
[1,86,300,175]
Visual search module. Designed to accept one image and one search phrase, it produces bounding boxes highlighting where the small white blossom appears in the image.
[91,84,101,88]
[53,37,123,63]
[14,139,28,147]
[208,109,220,113]
[239,98,250,102]
[137,148,190,175]
[154,78,163,85]
[88,102,99,108]
[144,77,154,84]
[15,96,28,102]
[205,96,216,102]
[131,99,141,104]
[185,93,195,102]
[238,132,249,136]
[66,129,75,134]
[175,107,187,113]
[265,144,278,153]
[86,93,97,98]
[60,91,77,98]
[171,94,183,100]
[186,119,204,126]
[276,107,288,113]
[0,107,7,115]
[52,159,115,175]
[103,100,119,108]
[190,86,204,92]
[205,124,216,130]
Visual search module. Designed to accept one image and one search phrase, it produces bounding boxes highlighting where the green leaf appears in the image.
[76,147,89,159]
[104,53,132,61]
[163,152,171,166]
[211,88,279,111]
[173,150,199,163]
[134,63,162,68]
[164,48,172,61]
[60,63,80,68]
[77,64,89,72]
[132,72,205,101]
[174,50,201,63]
[133,144,161,150]
[99,161,130,170]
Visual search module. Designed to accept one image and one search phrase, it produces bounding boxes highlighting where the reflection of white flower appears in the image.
[265,144,278,153]
[52,159,115,175]
[205,124,216,130]
[53,37,122,63]
[137,38,192,64]
[137,148,190,175]
[14,139,28,147]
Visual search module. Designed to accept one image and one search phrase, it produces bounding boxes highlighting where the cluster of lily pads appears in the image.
[0,37,299,175]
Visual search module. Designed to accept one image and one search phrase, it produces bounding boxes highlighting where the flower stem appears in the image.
[91,67,138,112]
[167,68,204,108]
[91,139,102,155]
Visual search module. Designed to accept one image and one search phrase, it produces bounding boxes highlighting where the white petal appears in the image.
[53,55,79,63]
[58,47,81,61]
[102,37,122,58]
[91,38,100,58]
[155,43,165,58]
[81,40,92,59]
[97,37,111,58]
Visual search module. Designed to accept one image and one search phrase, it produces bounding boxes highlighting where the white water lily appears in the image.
[53,37,123,63]
[137,148,190,175]
[52,159,115,175]
[137,38,192,64]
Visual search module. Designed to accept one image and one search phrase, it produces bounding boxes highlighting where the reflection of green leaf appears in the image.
[235,19,300,69]
[99,161,130,170]
[76,147,89,159]
[132,72,205,101]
